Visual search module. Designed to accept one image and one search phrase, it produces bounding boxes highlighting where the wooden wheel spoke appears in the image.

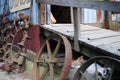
[40,68,49,80]
[32,63,39,80]
[46,40,52,59]
[52,40,61,58]
[49,63,54,80]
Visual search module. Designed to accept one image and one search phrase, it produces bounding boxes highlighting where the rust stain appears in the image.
[96,10,101,22]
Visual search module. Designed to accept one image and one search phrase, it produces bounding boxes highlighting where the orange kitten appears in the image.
[71,56,84,68]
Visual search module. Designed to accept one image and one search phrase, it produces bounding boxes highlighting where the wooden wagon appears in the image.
[1,0,120,80]
[33,0,120,80]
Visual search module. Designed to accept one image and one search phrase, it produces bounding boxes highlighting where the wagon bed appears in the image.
[40,24,120,59]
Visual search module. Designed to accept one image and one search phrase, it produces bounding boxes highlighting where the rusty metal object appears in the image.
[17,14,32,47]
[73,56,120,80]
[0,13,32,73]
[0,18,15,62]
[32,33,72,80]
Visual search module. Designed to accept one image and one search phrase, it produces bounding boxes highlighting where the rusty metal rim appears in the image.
[72,56,120,80]
[32,33,72,80]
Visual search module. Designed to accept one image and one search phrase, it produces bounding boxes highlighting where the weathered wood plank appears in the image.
[40,24,102,38]
[41,24,120,46]
[36,0,120,12]
[38,4,46,24]
[41,24,120,41]
[98,41,120,56]
[80,30,120,40]
[45,24,101,32]
[80,35,120,46]
[41,24,120,58]
[81,29,110,36]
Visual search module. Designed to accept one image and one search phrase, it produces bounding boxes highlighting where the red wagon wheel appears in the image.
[32,33,72,80]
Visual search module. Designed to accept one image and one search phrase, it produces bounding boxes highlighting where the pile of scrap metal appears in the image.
[0,15,14,62]
[0,13,32,73]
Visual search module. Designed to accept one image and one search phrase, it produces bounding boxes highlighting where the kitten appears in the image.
[71,56,84,68]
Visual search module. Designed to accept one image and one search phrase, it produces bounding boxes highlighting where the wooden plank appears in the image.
[40,24,102,38]
[41,24,120,46]
[80,24,101,31]
[98,42,120,56]
[41,24,120,41]
[81,29,109,35]
[46,4,51,24]
[50,24,101,31]
[40,24,120,58]
[80,30,120,40]
[36,0,120,12]
[99,41,120,51]
[80,35,120,46]
[38,4,46,24]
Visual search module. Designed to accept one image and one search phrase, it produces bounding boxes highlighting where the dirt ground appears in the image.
[0,62,31,80]
[0,69,31,80]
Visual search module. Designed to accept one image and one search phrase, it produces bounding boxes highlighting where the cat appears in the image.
[71,56,85,68]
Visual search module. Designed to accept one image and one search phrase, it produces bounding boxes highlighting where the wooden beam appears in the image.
[38,4,41,24]
[70,7,74,23]
[73,7,80,51]
[46,4,51,24]
[38,4,46,24]
[36,0,120,12]
[104,11,111,29]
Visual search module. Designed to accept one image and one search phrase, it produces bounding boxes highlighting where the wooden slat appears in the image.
[38,4,46,24]
[36,0,120,12]
[80,30,120,40]
[98,42,120,56]
[43,24,120,41]
[41,24,120,45]
[81,29,109,35]
[80,35,120,46]
[41,24,102,38]
[50,24,101,31]
[41,24,120,57]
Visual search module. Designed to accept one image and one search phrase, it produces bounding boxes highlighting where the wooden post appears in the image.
[38,4,55,25]
[38,3,41,24]
[38,4,46,24]
[71,7,73,23]
[104,11,111,29]
[80,8,84,23]
[38,3,46,47]
[71,8,83,23]
[73,7,80,52]
[104,0,112,29]
[46,4,51,25]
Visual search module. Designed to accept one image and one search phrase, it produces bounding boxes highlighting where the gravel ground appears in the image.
[0,62,32,80]
[0,69,31,80]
